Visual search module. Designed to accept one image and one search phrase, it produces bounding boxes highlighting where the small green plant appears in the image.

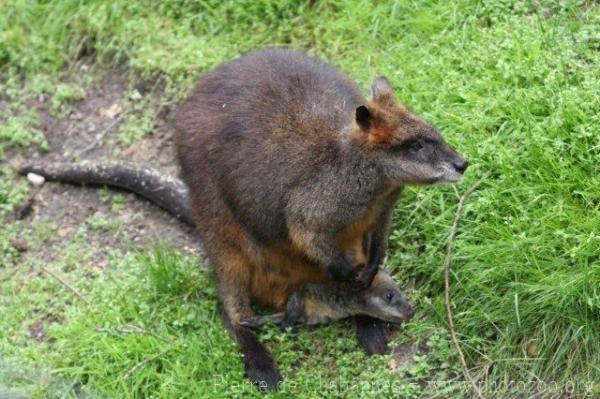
[111,194,125,213]
[0,110,47,157]
[50,83,85,115]
[86,214,122,231]
[117,109,154,147]
[98,186,110,203]
[0,169,27,215]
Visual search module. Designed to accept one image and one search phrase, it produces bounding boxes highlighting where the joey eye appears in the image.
[385,290,395,303]
[409,141,423,153]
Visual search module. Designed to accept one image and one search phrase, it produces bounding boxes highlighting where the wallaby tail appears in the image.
[17,160,194,225]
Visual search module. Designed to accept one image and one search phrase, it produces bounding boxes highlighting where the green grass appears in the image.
[117,96,156,147]
[0,108,47,160]
[50,83,86,115]
[2,0,600,397]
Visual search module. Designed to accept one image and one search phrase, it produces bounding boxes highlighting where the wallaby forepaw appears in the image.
[239,312,286,330]
[238,317,263,329]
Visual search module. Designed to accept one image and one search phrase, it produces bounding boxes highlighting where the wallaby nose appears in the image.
[403,306,415,320]
[453,158,469,174]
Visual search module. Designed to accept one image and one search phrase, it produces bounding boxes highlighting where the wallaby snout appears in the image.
[437,145,469,183]
[453,158,469,174]
[399,300,415,321]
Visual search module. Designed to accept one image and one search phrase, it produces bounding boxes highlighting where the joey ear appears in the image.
[371,76,395,106]
[355,105,372,130]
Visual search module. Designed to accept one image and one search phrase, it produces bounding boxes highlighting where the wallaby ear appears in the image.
[355,104,393,143]
[355,105,372,130]
[371,76,396,106]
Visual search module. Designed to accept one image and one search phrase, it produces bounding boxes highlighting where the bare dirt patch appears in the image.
[9,65,200,269]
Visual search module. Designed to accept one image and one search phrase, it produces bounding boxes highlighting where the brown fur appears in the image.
[174,49,467,389]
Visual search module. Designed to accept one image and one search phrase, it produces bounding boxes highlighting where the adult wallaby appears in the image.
[174,48,468,389]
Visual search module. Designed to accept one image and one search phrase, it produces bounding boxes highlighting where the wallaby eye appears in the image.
[409,141,423,153]
[385,290,395,303]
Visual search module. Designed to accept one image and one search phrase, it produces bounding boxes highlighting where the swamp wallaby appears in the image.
[174,48,467,389]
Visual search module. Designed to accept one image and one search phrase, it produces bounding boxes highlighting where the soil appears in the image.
[7,65,200,271]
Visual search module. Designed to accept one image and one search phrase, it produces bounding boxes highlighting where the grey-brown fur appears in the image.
[18,160,194,225]
[240,269,415,329]
[175,48,467,389]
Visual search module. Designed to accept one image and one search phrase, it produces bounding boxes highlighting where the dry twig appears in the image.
[42,267,91,306]
[95,325,173,344]
[124,349,171,380]
[77,113,125,156]
[444,174,490,399]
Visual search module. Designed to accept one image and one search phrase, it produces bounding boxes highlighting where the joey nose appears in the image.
[453,158,469,174]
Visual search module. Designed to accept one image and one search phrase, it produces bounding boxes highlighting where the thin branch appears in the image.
[124,348,170,380]
[444,174,490,399]
[41,267,91,306]
[77,113,125,156]
[95,325,173,344]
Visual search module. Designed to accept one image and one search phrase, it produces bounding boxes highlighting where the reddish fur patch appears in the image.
[249,243,327,311]
[356,101,412,146]
[335,186,394,267]
[368,125,393,144]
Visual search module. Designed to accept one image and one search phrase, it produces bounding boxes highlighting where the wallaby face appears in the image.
[353,77,468,185]
[364,270,415,323]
